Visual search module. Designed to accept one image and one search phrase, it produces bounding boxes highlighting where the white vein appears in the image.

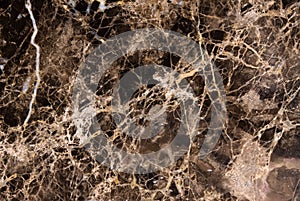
[23,0,41,126]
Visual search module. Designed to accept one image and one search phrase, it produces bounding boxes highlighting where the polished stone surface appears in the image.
[0,0,299,200]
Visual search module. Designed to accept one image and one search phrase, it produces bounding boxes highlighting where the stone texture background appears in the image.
[0,0,299,200]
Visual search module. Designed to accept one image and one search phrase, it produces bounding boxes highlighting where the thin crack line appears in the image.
[292,179,300,201]
[23,0,41,126]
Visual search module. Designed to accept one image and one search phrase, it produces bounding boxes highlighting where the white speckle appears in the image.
[68,0,76,7]
[207,169,213,172]
[22,77,31,93]
[178,1,183,6]
[17,14,27,19]
[99,0,108,12]
[0,64,4,71]
[86,4,91,14]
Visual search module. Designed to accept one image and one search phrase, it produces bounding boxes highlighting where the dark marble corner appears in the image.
[0,0,299,201]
